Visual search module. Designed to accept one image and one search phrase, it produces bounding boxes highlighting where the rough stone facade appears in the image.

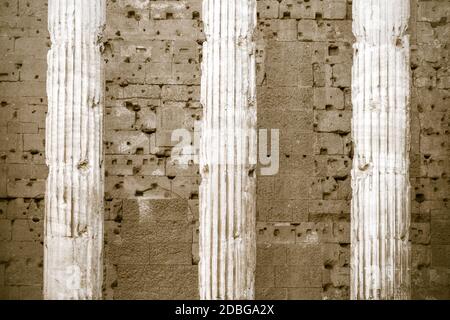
[255,0,353,300]
[410,0,450,299]
[102,0,203,300]
[0,0,448,300]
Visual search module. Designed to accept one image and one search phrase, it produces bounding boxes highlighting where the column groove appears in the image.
[199,0,257,300]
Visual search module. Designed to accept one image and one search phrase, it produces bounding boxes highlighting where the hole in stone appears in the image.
[328,45,339,56]
[415,193,425,203]
[135,190,144,197]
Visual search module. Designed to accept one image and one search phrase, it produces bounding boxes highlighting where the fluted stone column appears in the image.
[199,0,257,300]
[44,0,105,300]
[351,0,411,300]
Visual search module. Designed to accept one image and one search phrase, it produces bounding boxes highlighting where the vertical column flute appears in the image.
[199,0,258,299]
[351,0,411,300]
[44,0,105,300]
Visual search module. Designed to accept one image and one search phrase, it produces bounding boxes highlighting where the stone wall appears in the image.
[0,0,48,299]
[255,0,353,300]
[0,0,448,300]
[101,0,203,299]
[410,0,450,299]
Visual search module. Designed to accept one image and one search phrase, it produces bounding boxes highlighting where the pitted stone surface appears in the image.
[0,0,448,300]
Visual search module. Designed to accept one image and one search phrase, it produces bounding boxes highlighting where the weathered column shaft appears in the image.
[199,0,257,300]
[351,0,411,300]
[44,0,105,300]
